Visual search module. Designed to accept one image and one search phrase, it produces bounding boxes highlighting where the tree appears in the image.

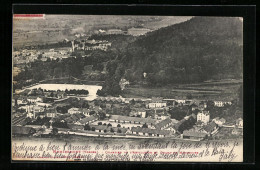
[37,54,43,60]
[206,100,215,109]
[98,112,106,120]
[107,123,112,127]
[117,129,122,133]
[186,93,193,99]
[142,123,148,128]
[117,124,121,127]
[110,128,114,133]
[98,122,103,125]
[84,124,91,130]
[130,99,135,105]
[89,111,96,115]
[91,127,96,131]
[51,128,58,135]
[169,107,188,120]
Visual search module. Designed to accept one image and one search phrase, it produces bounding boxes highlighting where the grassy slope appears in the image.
[123,80,242,100]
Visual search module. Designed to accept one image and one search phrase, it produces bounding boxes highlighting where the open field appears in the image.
[123,79,242,100]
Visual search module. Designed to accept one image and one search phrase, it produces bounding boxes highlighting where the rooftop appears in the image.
[78,114,98,124]
[203,122,217,133]
[154,118,172,129]
[131,127,172,136]
[183,130,207,138]
[109,115,157,124]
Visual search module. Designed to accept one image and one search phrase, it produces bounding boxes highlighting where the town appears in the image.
[12,85,243,141]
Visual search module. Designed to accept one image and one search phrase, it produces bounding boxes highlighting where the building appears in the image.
[212,117,226,126]
[108,115,157,127]
[232,128,243,135]
[129,109,146,118]
[46,108,57,118]
[119,78,130,90]
[173,115,196,134]
[56,91,67,99]
[214,101,232,107]
[68,108,81,115]
[67,123,84,131]
[197,110,210,124]
[26,112,35,119]
[76,114,98,125]
[182,130,207,141]
[154,118,173,130]
[33,106,45,114]
[175,99,186,104]
[146,98,167,109]
[137,109,146,118]
[66,113,85,124]
[236,118,243,128]
[199,121,218,135]
[190,103,199,111]
[130,127,172,137]
[80,108,91,117]
[153,108,170,120]
[17,97,28,105]
[199,101,207,109]
[27,96,38,103]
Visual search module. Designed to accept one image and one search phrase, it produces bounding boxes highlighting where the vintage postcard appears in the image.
[12,14,243,162]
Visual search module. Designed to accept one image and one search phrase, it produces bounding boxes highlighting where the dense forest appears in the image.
[121,17,243,86]
[14,17,243,96]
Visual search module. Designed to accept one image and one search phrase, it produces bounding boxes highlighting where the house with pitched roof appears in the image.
[199,121,218,135]
[146,98,167,109]
[154,118,173,130]
[76,114,98,125]
[67,123,84,131]
[212,117,226,126]
[183,130,207,141]
[108,115,157,127]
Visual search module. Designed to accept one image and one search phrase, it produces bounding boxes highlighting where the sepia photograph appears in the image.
[12,14,243,162]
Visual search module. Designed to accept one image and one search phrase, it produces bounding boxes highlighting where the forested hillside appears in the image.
[120,17,243,86]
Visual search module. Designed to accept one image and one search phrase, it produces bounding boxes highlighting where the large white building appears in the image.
[197,110,210,124]
[147,102,167,109]
[146,98,167,109]
[214,101,232,107]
